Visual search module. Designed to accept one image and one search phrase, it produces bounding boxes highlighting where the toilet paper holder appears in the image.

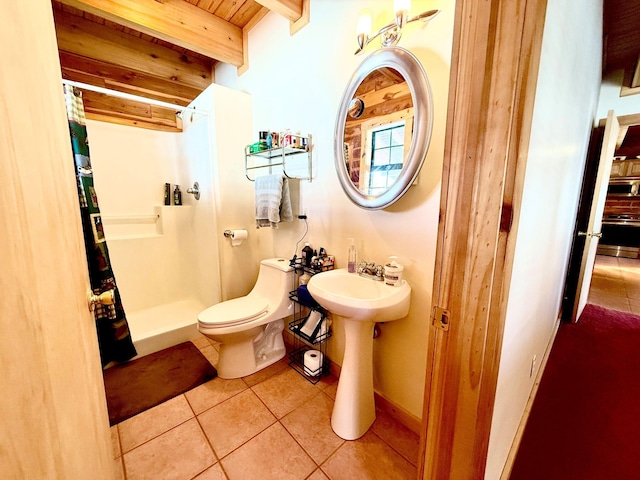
[223,229,248,247]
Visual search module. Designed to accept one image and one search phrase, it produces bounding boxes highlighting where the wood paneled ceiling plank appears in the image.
[230,1,265,28]
[54,10,212,90]
[57,0,244,66]
[214,0,248,22]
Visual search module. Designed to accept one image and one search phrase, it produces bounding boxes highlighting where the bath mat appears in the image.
[103,341,217,425]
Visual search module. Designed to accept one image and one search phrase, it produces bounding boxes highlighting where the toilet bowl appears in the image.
[197,258,294,378]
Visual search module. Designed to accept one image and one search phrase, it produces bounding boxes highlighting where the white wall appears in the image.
[215,0,454,418]
[597,70,640,120]
[486,1,603,478]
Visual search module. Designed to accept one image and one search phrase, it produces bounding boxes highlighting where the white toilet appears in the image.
[197,258,294,378]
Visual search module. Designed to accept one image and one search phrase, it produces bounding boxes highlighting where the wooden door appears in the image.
[0,2,115,478]
[571,111,620,321]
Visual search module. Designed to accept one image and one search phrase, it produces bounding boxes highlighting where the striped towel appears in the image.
[254,174,293,228]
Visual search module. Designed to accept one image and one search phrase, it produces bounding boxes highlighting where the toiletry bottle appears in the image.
[266,132,273,149]
[302,243,313,268]
[348,239,357,273]
[173,185,182,205]
[164,183,171,205]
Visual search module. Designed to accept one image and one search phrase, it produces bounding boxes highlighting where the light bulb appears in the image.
[356,11,372,36]
[394,0,411,14]
[395,0,410,29]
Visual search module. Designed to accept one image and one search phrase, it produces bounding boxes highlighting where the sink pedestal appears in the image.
[306,268,411,441]
[331,318,375,440]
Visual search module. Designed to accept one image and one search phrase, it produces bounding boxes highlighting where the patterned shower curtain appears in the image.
[64,85,136,367]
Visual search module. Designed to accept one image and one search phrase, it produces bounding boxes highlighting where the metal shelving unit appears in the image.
[244,133,312,181]
[287,257,332,383]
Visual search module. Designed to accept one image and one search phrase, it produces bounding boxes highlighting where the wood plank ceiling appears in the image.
[53,0,637,132]
[53,0,308,131]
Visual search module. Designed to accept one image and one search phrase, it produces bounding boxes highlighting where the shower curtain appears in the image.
[64,85,136,367]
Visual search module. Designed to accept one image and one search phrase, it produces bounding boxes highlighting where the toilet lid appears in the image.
[198,297,268,327]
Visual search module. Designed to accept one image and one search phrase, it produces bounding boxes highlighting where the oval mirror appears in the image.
[334,47,433,210]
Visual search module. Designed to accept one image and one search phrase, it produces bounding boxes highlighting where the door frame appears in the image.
[418,0,548,477]
[563,112,640,322]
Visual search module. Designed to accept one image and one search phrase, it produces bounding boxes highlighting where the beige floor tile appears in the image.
[251,367,320,418]
[198,388,276,458]
[281,391,344,464]
[588,294,630,312]
[241,356,290,387]
[114,456,124,480]
[595,255,619,267]
[314,374,339,392]
[123,418,216,480]
[193,463,228,480]
[185,377,247,415]
[221,423,316,480]
[111,425,121,458]
[307,470,330,480]
[118,395,194,453]
[370,409,419,466]
[625,284,640,299]
[589,277,626,294]
[322,383,338,401]
[321,431,417,480]
[192,336,215,350]
[200,345,220,367]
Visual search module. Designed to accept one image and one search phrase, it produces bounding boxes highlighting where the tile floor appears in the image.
[111,336,419,480]
[588,254,640,314]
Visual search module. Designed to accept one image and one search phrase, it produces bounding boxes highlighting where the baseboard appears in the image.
[374,389,422,434]
[499,316,561,479]
[319,342,422,435]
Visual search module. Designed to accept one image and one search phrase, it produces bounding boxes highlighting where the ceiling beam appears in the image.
[54,9,212,91]
[57,0,244,66]
[59,52,202,106]
[254,0,303,22]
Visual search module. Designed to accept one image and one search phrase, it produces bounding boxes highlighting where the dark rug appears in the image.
[510,304,640,479]
[103,341,217,425]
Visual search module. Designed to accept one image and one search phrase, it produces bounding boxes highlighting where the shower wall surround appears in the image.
[85,84,248,357]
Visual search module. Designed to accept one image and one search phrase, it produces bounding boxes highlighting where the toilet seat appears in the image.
[198,297,268,327]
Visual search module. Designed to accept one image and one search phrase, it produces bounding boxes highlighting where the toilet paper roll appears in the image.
[303,349,323,376]
[231,229,248,246]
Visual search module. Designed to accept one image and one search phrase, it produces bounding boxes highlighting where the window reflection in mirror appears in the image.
[342,67,413,195]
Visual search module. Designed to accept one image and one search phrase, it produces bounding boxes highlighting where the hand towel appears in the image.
[255,174,293,228]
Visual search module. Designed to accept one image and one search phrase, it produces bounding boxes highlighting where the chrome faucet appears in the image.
[358,262,384,281]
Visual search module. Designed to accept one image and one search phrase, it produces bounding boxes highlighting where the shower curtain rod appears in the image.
[61,79,209,116]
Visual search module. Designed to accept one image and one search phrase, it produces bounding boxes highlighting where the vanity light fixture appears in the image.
[355,0,439,54]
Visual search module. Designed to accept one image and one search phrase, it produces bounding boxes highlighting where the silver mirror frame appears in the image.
[334,47,433,210]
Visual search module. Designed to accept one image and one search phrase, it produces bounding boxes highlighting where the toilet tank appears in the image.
[250,258,294,300]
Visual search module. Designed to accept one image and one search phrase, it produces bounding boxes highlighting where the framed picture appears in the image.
[90,213,106,243]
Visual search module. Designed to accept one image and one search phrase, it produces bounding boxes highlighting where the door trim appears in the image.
[418,0,548,477]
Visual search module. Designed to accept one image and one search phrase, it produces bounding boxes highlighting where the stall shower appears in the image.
[86,101,221,358]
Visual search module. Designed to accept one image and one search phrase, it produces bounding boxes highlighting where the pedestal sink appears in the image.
[307,268,411,440]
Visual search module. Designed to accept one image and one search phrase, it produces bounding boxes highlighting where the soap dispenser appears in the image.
[384,256,404,286]
[347,238,357,273]
[173,185,182,205]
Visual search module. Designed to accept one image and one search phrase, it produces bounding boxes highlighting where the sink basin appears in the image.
[307,268,411,440]
[307,268,410,322]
